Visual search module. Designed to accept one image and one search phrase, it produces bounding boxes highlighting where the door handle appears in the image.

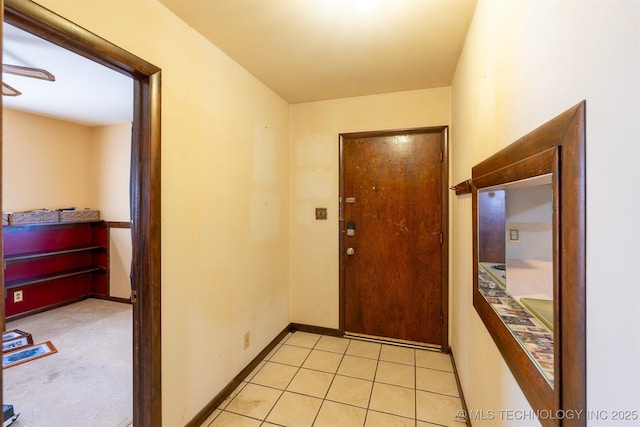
[346,247,355,256]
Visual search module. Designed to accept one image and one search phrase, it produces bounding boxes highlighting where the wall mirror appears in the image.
[478,173,555,384]
[472,102,585,427]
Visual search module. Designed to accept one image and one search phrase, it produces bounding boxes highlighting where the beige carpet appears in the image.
[4,298,132,427]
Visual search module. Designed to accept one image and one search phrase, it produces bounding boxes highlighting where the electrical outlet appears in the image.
[14,290,23,303]
[243,332,250,350]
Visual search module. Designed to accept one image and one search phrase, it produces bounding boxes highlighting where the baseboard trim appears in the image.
[5,296,132,322]
[5,296,86,322]
[185,324,292,427]
[289,323,341,337]
[90,294,132,304]
[450,347,471,426]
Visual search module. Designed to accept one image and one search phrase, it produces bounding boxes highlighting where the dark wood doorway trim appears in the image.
[0,1,162,425]
[338,126,449,351]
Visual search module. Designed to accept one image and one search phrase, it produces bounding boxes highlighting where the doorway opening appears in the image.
[1,0,161,424]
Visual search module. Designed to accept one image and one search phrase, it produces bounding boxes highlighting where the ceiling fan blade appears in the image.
[2,82,22,96]
[3,64,55,81]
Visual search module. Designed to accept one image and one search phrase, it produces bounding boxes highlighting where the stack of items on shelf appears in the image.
[2,207,100,226]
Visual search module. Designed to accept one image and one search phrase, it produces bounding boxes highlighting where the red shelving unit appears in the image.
[3,221,109,320]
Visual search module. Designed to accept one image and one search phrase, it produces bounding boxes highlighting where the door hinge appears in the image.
[440,312,444,325]
[440,232,443,244]
[130,290,137,303]
[439,150,444,162]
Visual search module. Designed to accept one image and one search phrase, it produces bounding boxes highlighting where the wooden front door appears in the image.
[340,127,448,347]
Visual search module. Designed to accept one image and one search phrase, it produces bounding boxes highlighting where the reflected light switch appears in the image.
[315,208,328,220]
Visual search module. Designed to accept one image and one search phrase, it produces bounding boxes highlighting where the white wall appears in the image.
[34,1,292,425]
[451,0,640,425]
[505,185,553,262]
[290,88,450,329]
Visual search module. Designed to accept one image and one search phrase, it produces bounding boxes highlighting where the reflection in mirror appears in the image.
[477,174,554,385]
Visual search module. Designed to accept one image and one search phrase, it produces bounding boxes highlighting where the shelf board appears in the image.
[5,266,106,290]
[4,246,105,264]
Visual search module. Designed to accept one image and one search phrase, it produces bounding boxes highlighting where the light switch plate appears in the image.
[315,208,328,220]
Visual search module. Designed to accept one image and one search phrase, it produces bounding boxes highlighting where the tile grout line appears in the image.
[207,379,254,426]
[414,347,418,427]
[266,333,361,426]
[310,335,352,426]
[221,334,294,426]
[314,337,377,425]
[260,334,319,425]
[361,341,383,427]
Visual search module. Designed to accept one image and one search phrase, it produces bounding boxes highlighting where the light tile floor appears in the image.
[201,332,466,427]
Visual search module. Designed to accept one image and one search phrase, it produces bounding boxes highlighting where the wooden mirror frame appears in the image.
[471,101,585,427]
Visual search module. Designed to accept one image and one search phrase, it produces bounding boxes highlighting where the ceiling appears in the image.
[159,0,477,104]
[2,22,133,127]
[2,0,476,125]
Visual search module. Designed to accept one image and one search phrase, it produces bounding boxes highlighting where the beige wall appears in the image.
[109,228,133,300]
[91,123,131,221]
[451,0,640,425]
[34,1,292,424]
[2,108,95,212]
[3,111,133,299]
[92,123,133,299]
[290,88,450,328]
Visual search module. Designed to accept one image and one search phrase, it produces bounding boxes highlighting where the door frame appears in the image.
[0,1,162,424]
[338,126,449,351]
